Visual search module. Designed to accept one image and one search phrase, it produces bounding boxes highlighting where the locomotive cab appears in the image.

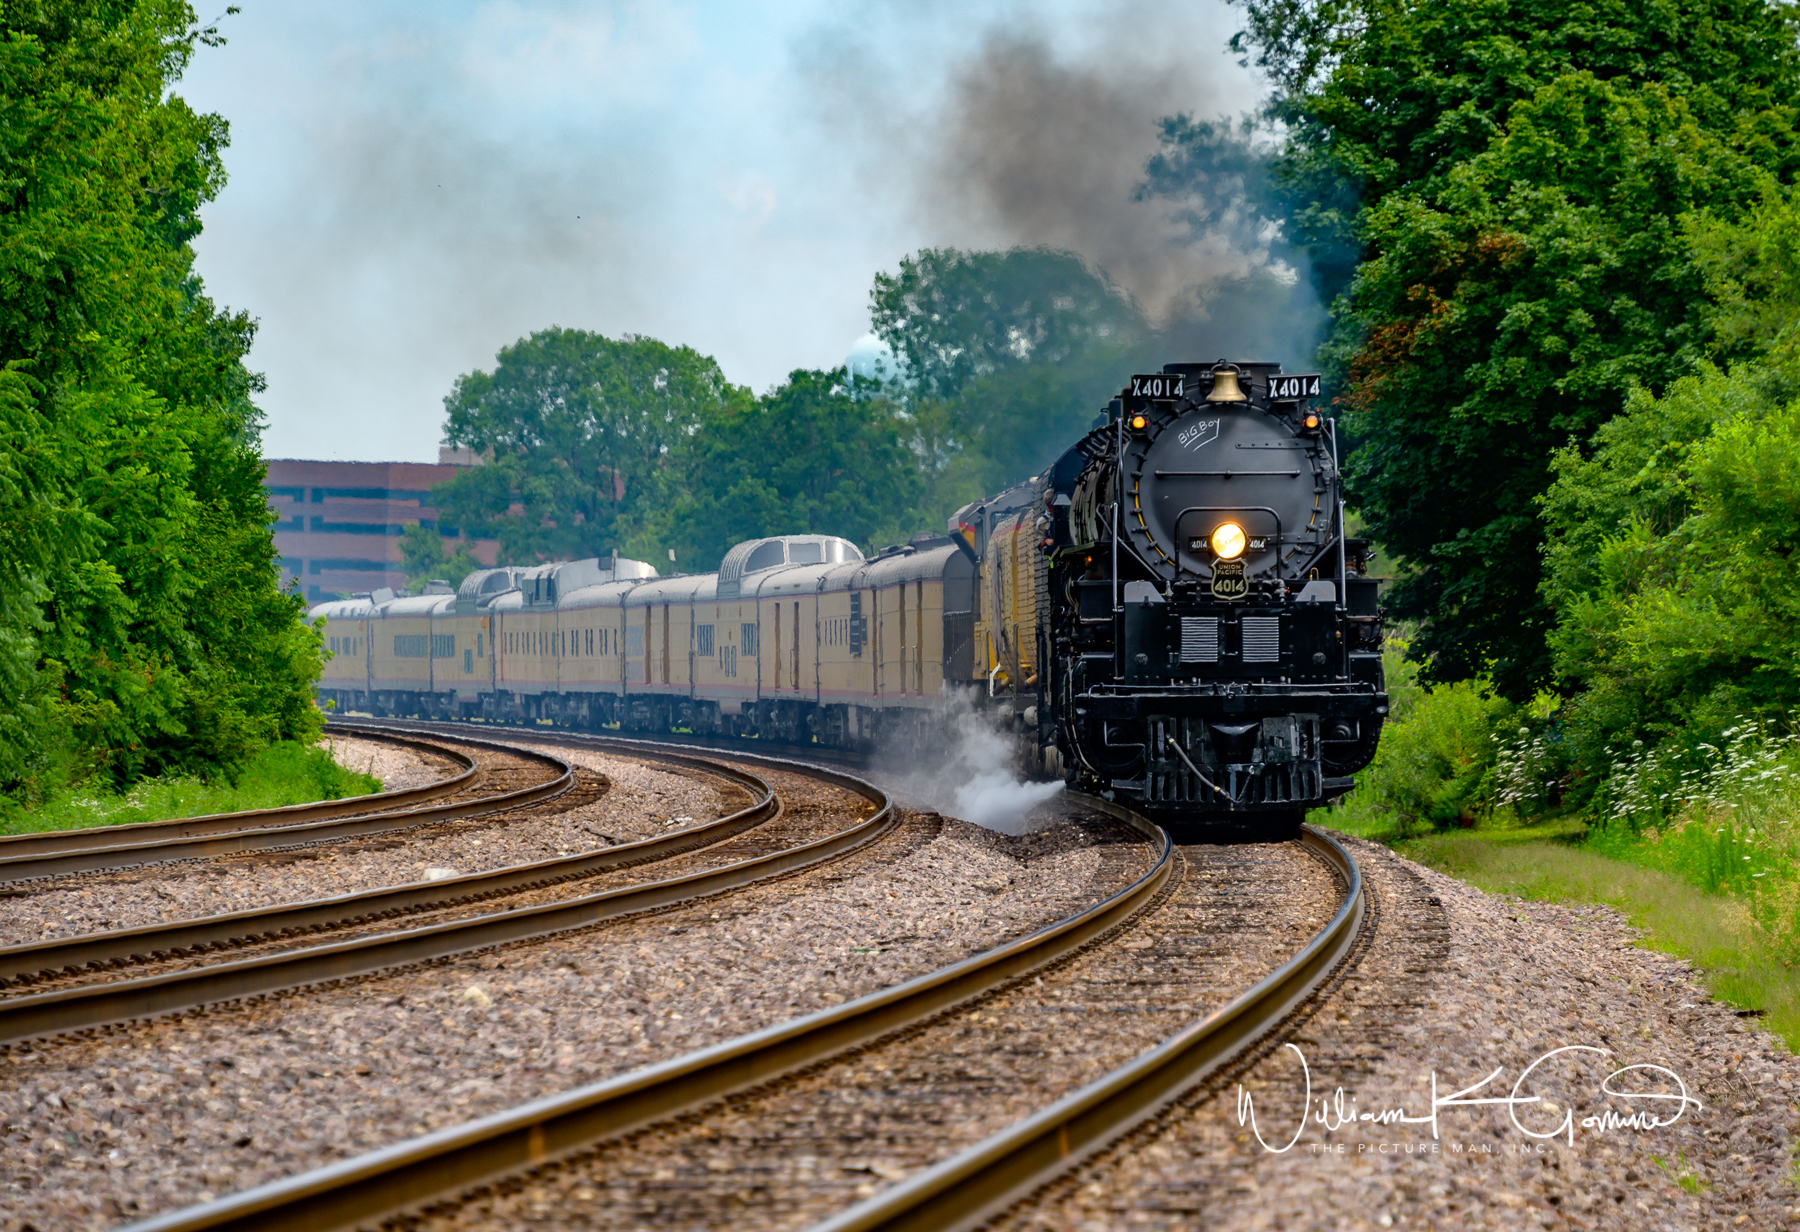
[1044,361,1388,838]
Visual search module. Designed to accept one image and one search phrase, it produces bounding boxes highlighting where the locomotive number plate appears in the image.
[1211,559,1248,601]
[1129,373,1185,400]
[1268,373,1322,400]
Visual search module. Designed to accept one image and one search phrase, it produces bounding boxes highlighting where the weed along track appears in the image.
[32,782,1366,1232]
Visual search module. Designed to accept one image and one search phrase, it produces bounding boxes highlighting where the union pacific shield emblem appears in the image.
[1210,560,1248,602]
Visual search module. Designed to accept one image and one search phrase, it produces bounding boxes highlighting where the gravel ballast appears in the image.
[0,804,1144,1230]
[0,744,738,946]
[999,833,1800,1232]
[413,838,1344,1231]
[321,734,463,793]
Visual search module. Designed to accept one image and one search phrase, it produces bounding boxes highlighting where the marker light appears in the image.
[1301,412,1322,432]
[1129,413,1148,430]
[1210,522,1248,559]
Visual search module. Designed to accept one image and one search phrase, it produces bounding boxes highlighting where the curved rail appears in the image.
[0,729,477,858]
[116,778,1173,1232]
[808,806,1365,1232]
[0,728,573,882]
[0,746,893,1047]
[0,731,776,987]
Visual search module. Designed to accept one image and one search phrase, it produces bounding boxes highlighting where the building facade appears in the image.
[264,449,500,603]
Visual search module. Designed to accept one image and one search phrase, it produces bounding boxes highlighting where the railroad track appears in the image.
[109,781,1365,1232]
[0,727,572,883]
[0,726,756,990]
[0,726,900,1051]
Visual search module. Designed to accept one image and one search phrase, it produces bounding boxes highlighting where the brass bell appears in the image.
[1206,364,1247,403]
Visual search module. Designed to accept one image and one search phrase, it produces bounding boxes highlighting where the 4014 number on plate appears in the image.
[1268,373,1322,401]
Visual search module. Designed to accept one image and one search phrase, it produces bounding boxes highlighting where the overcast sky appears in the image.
[178,1,1263,461]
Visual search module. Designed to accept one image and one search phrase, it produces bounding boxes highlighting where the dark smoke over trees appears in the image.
[867,246,1148,515]
[435,100,1353,577]
[870,248,1144,401]
[1139,114,1341,349]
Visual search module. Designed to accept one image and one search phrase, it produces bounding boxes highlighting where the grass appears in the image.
[1651,1150,1711,1194]
[0,739,384,838]
[1376,821,1800,1050]
[1313,714,1800,1051]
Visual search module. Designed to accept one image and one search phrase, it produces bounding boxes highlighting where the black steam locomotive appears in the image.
[315,355,1382,840]
[1036,361,1386,837]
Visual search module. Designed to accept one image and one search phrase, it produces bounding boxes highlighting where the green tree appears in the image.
[433,328,750,565]
[659,368,923,568]
[0,2,323,798]
[870,247,1145,401]
[1225,0,1800,698]
[1688,186,1800,362]
[1540,183,1800,770]
[1542,360,1800,769]
[908,343,1140,523]
[1335,75,1781,695]
[397,525,484,592]
[870,247,1160,528]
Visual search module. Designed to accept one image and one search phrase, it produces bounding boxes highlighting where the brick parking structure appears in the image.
[265,448,500,602]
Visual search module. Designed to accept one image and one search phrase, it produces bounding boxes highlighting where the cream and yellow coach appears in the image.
[309,531,985,750]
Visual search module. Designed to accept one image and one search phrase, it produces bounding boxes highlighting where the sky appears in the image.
[178,1,1266,461]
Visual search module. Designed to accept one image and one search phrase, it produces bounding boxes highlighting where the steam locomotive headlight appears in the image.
[1210,522,1248,559]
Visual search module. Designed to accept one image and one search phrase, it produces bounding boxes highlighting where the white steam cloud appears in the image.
[875,696,1064,836]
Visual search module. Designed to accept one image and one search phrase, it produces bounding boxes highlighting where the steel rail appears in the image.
[0,730,477,859]
[0,750,896,1047]
[116,782,1174,1232]
[808,806,1366,1232]
[331,714,873,774]
[0,740,777,986]
[0,728,573,883]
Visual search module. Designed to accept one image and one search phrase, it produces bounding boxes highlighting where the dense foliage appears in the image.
[1233,0,1800,698]
[870,246,1162,514]
[1325,188,1800,833]
[432,253,1161,574]
[868,248,1143,400]
[434,328,746,566]
[1539,272,1800,795]
[0,2,322,808]
[660,367,923,567]
[397,524,483,593]
[431,331,931,571]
